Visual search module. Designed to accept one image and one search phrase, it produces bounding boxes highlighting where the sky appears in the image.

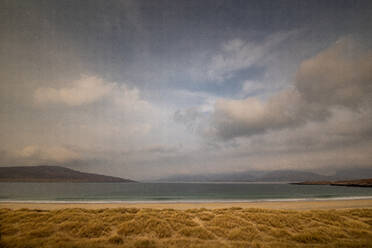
[0,0,372,180]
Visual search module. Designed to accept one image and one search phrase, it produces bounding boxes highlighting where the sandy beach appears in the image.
[1,198,372,210]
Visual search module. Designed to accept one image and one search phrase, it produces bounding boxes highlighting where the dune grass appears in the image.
[1,207,372,248]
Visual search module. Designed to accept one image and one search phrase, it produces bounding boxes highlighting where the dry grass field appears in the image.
[1,207,372,248]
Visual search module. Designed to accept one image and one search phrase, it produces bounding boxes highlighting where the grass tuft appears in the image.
[134,239,157,248]
[108,235,123,245]
[178,227,214,240]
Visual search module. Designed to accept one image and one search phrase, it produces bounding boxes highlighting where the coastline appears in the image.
[1,198,372,210]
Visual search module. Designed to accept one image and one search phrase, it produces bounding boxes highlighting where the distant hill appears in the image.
[156,168,372,183]
[156,170,329,183]
[0,165,135,183]
[158,171,257,182]
[258,170,330,182]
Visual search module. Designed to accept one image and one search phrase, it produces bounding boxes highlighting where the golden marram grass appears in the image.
[1,207,372,248]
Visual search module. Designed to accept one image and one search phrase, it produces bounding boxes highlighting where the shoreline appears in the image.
[1,198,372,210]
[1,195,372,204]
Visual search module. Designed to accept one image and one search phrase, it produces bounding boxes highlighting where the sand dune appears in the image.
[1,204,372,247]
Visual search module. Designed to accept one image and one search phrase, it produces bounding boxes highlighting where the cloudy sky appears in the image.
[1,0,372,180]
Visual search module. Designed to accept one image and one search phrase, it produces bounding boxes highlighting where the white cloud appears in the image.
[17,145,79,163]
[34,75,115,106]
[295,37,372,108]
[212,89,308,139]
[210,38,372,140]
[242,80,267,94]
[112,84,153,114]
[207,31,296,82]
[34,75,155,118]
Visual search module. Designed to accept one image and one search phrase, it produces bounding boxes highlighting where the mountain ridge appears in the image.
[0,165,135,183]
[156,168,372,183]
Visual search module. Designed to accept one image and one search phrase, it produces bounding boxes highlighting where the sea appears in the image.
[1,182,372,203]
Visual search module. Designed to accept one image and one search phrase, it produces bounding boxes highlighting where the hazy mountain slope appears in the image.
[259,170,330,182]
[0,165,135,182]
[157,168,372,183]
[330,168,372,180]
[156,170,330,182]
[157,171,256,182]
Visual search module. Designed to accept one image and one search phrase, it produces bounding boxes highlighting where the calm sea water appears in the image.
[0,182,372,202]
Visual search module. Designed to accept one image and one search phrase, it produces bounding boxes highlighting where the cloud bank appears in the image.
[1,0,372,180]
[212,38,372,140]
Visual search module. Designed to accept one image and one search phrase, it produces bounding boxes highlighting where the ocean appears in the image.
[1,182,372,203]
